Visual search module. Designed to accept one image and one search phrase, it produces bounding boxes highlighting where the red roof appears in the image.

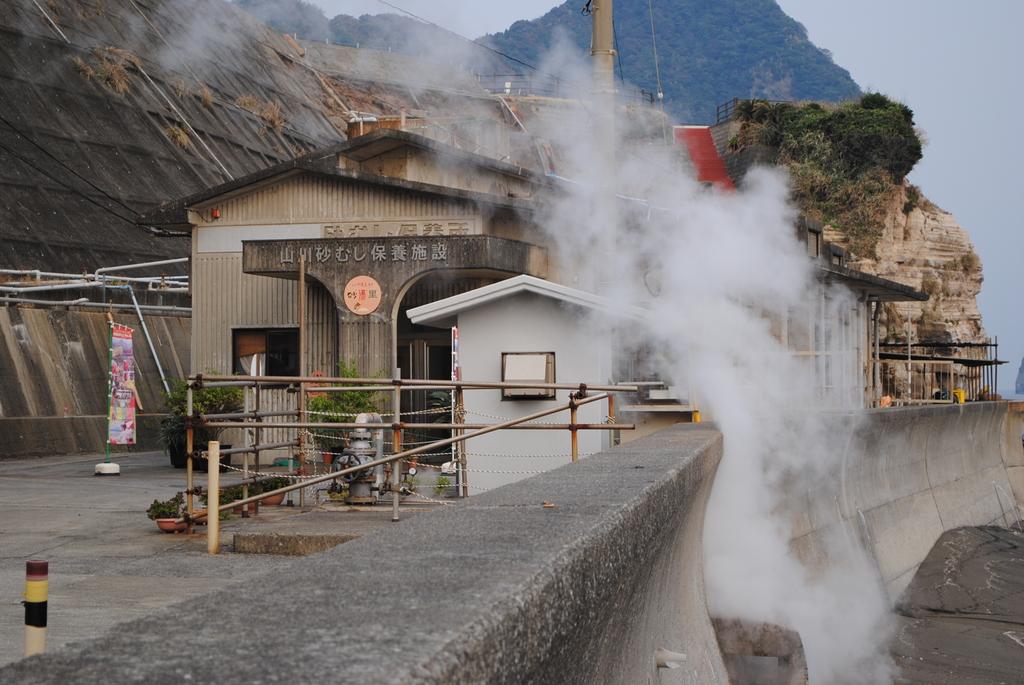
[674,126,736,191]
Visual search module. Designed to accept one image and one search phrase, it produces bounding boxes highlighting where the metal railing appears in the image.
[180,373,641,547]
[475,73,656,104]
[715,97,795,125]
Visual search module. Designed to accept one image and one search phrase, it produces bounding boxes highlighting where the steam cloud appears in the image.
[529,43,895,683]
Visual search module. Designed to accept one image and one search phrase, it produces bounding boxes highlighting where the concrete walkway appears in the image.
[0,451,424,667]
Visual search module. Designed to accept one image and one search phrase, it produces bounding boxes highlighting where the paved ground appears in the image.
[0,451,429,667]
[892,526,1024,684]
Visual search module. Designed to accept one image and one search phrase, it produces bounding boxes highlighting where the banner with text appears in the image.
[108,324,136,445]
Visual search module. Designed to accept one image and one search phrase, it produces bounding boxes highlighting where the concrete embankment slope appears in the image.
[0,425,728,685]
[789,401,1024,599]
[0,306,190,457]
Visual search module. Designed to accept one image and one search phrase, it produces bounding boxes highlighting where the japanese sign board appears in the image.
[323,219,475,239]
[344,275,383,315]
[280,240,450,266]
[108,324,136,445]
[451,326,461,381]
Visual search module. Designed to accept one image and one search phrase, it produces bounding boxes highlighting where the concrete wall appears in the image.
[0,425,729,685]
[787,401,1024,600]
[458,293,613,491]
[0,306,190,458]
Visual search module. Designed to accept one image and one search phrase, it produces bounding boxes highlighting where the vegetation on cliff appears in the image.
[732,93,923,257]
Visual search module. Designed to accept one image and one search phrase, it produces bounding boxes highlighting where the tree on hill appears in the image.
[235,0,861,124]
[481,0,860,123]
[233,0,330,41]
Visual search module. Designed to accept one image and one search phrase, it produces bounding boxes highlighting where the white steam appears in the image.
[529,43,895,683]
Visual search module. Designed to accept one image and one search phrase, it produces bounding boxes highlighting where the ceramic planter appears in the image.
[155,518,186,533]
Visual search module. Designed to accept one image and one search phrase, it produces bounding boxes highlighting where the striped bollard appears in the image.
[24,560,48,657]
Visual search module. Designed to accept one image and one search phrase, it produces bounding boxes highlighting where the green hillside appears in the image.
[482,0,861,122]
[235,0,861,123]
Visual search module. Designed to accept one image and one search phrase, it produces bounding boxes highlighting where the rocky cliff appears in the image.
[1016,358,1024,395]
[825,184,986,343]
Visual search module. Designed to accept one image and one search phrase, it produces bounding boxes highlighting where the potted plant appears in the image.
[147,492,186,533]
[255,476,290,506]
[160,377,243,470]
[199,484,242,519]
[306,360,381,460]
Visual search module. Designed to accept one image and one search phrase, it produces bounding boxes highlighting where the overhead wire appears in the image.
[0,139,139,226]
[613,22,624,86]
[0,113,142,218]
[647,0,665,102]
[0,114,187,236]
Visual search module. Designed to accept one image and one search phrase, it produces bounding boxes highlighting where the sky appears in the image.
[313,0,1024,392]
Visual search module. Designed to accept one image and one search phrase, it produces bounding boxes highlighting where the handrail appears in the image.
[181,392,613,523]
[192,373,641,393]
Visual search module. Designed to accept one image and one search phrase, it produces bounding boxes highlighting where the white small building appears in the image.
[407,275,644,492]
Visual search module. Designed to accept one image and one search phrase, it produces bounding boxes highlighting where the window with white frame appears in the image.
[501,352,556,400]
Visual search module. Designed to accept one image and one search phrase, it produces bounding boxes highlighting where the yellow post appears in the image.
[24,560,48,657]
[207,441,220,555]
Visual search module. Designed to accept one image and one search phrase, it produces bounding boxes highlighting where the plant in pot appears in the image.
[306,360,381,465]
[160,377,243,471]
[147,492,186,533]
[255,476,291,505]
[200,484,243,519]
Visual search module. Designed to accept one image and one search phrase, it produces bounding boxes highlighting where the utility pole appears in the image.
[590,0,616,98]
[589,0,617,287]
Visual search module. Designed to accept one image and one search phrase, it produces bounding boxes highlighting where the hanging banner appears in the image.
[108,324,137,445]
[451,326,461,381]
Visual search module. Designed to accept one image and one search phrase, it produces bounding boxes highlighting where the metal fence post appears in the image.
[570,400,579,463]
[392,369,402,522]
[186,384,194,535]
[456,385,468,497]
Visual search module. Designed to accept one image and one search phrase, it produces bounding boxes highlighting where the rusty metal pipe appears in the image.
[195,374,639,393]
[198,411,298,421]
[392,369,402,522]
[217,441,298,456]
[185,387,194,535]
[570,403,579,462]
[203,422,634,430]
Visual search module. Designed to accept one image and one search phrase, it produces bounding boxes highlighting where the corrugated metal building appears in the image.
[140,130,551,449]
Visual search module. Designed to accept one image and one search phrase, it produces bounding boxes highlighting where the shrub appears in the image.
[198,84,214,108]
[147,492,184,520]
[164,125,192,150]
[903,185,920,214]
[737,95,923,258]
[160,377,243,454]
[307,360,383,447]
[433,475,452,496]
[920,273,941,298]
[959,251,980,273]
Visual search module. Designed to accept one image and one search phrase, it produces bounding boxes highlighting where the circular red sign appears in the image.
[343,275,383,315]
